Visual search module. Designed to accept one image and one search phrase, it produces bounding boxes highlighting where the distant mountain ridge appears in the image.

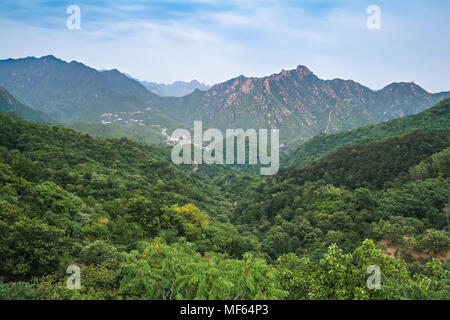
[159,65,450,147]
[0,56,449,149]
[137,79,210,97]
[0,55,180,141]
[0,56,156,120]
[118,72,210,97]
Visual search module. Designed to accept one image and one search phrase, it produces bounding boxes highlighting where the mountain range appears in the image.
[0,55,449,149]
[159,66,450,148]
[128,76,210,97]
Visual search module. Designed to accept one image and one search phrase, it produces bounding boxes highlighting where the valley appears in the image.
[0,56,449,301]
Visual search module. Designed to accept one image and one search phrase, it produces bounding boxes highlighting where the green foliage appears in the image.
[416,229,450,253]
[0,87,51,123]
[234,131,449,266]
[275,240,436,300]
[80,240,119,267]
[116,238,287,300]
[376,217,424,245]
[1,102,449,300]
[285,131,449,189]
[384,259,450,299]
[0,278,36,300]
[377,178,450,227]
[33,263,120,300]
[0,201,70,281]
[285,98,450,167]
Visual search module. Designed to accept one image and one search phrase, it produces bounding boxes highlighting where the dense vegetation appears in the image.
[234,131,449,259]
[0,98,449,300]
[285,98,450,166]
[0,113,260,281]
[0,87,51,123]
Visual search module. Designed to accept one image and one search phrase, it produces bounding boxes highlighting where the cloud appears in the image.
[0,0,449,92]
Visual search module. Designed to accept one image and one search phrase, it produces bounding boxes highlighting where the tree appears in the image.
[416,229,450,253]
[116,238,287,300]
[0,201,70,281]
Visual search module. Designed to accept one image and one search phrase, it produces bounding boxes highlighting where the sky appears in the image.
[0,0,449,92]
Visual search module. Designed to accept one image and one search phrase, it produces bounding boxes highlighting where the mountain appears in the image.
[1,56,449,149]
[133,78,210,97]
[369,82,450,120]
[0,86,51,123]
[0,56,169,122]
[159,65,450,148]
[284,98,450,167]
[0,56,184,142]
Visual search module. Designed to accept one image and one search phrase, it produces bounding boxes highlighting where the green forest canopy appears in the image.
[0,100,449,300]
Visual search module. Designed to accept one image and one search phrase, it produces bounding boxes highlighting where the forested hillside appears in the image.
[234,130,449,264]
[1,104,449,300]
[0,112,265,290]
[0,87,51,123]
[285,98,450,167]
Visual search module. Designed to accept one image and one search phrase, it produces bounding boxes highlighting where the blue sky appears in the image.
[0,0,449,92]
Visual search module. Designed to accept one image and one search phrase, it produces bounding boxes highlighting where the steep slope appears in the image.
[283,130,449,189]
[285,98,450,167]
[0,86,51,123]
